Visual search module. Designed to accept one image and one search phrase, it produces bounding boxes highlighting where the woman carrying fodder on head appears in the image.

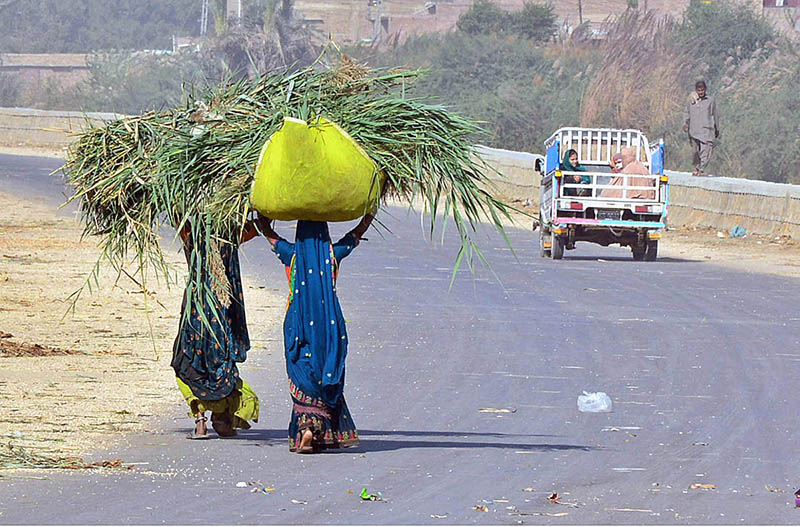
[63,54,518,443]
[172,219,261,440]
[257,213,373,454]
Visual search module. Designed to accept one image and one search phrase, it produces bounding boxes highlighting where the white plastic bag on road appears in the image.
[577,391,613,413]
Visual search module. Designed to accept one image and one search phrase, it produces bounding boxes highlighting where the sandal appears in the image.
[186,416,210,440]
[211,412,237,438]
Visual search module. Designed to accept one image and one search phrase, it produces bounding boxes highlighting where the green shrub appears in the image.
[68,52,206,114]
[360,30,594,152]
[511,3,557,41]
[0,0,200,53]
[676,0,777,85]
[456,0,556,42]
[456,0,509,36]
[713,50,800,183]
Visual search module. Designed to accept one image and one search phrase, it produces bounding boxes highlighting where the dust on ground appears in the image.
[0,189,283,467]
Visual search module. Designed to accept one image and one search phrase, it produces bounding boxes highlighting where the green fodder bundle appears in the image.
[64,58,515,322]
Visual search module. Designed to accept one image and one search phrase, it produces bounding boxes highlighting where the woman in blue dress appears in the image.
[258,213,374,453]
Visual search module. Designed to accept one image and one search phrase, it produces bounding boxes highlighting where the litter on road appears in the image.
[360,488,382,501]
[690,483,716,490]
[577,391,613,412]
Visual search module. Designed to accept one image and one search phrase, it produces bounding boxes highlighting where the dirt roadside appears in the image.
[0,189,284,465]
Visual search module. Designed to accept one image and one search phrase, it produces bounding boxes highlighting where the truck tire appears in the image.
[551,234,564,260]
[632,245,646,261]
[539,229,551,258]
[645,240,658,261]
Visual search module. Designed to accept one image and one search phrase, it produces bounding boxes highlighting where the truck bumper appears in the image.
[554,217,665,229]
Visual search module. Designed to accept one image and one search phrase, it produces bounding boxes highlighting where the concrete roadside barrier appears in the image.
[664,170,800,239]
[0,107,121,151]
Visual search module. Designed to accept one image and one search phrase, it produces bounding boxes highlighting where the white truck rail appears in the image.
[559,170,660,201]
[544,127,656,168]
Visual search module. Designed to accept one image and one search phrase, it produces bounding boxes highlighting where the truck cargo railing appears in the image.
[557,170,661,201]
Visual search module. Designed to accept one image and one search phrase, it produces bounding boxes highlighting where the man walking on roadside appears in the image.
[683,80,719,177]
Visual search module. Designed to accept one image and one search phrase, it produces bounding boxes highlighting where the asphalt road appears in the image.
[2,153,800,524]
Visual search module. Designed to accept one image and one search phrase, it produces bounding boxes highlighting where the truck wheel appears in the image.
[539,229,551,258]
[645,240,658,261]
[551,234,564,260]
[632,245,646,261]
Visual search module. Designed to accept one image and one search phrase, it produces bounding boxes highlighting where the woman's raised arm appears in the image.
[255,213,281,245]
[349,210,376,244]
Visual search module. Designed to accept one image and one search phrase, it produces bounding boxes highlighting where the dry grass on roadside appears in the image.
[0,332,82,357]
[0,191,185,462]
[0,188,283,472]
[580,11,695,135]
[0,442,130,471]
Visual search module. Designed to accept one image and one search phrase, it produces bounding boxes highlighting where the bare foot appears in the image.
[195,416,207,436]
[187,414,210,440]
[297,428,314,453]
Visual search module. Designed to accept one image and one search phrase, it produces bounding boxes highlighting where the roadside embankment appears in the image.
[0,107,120,156]
[0,188,284,460]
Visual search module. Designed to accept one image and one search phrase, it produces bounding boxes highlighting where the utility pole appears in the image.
[201,0,209,35]
[578,0,583,25]
[226,0,241,22]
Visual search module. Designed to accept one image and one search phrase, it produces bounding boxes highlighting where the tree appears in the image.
[456,0,509,36]
[201,0,319,79]
[677,0,777,84]
[0,0,200,53]
[510,2,557,42]
[457,1,557,42]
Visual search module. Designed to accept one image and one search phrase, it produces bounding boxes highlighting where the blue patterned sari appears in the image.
[270,221,360,451]
[171,238,250,400]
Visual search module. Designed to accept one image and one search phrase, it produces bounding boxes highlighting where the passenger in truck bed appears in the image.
[600,147,655,200]
[610,152,624,173]
[561,149,591,196]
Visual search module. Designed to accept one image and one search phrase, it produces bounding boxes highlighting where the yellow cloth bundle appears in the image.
[250,116,383,222]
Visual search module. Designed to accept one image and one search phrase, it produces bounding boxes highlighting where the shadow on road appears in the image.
[207,428,595,453]
[562,255,690,263]
[348,439,594,453]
